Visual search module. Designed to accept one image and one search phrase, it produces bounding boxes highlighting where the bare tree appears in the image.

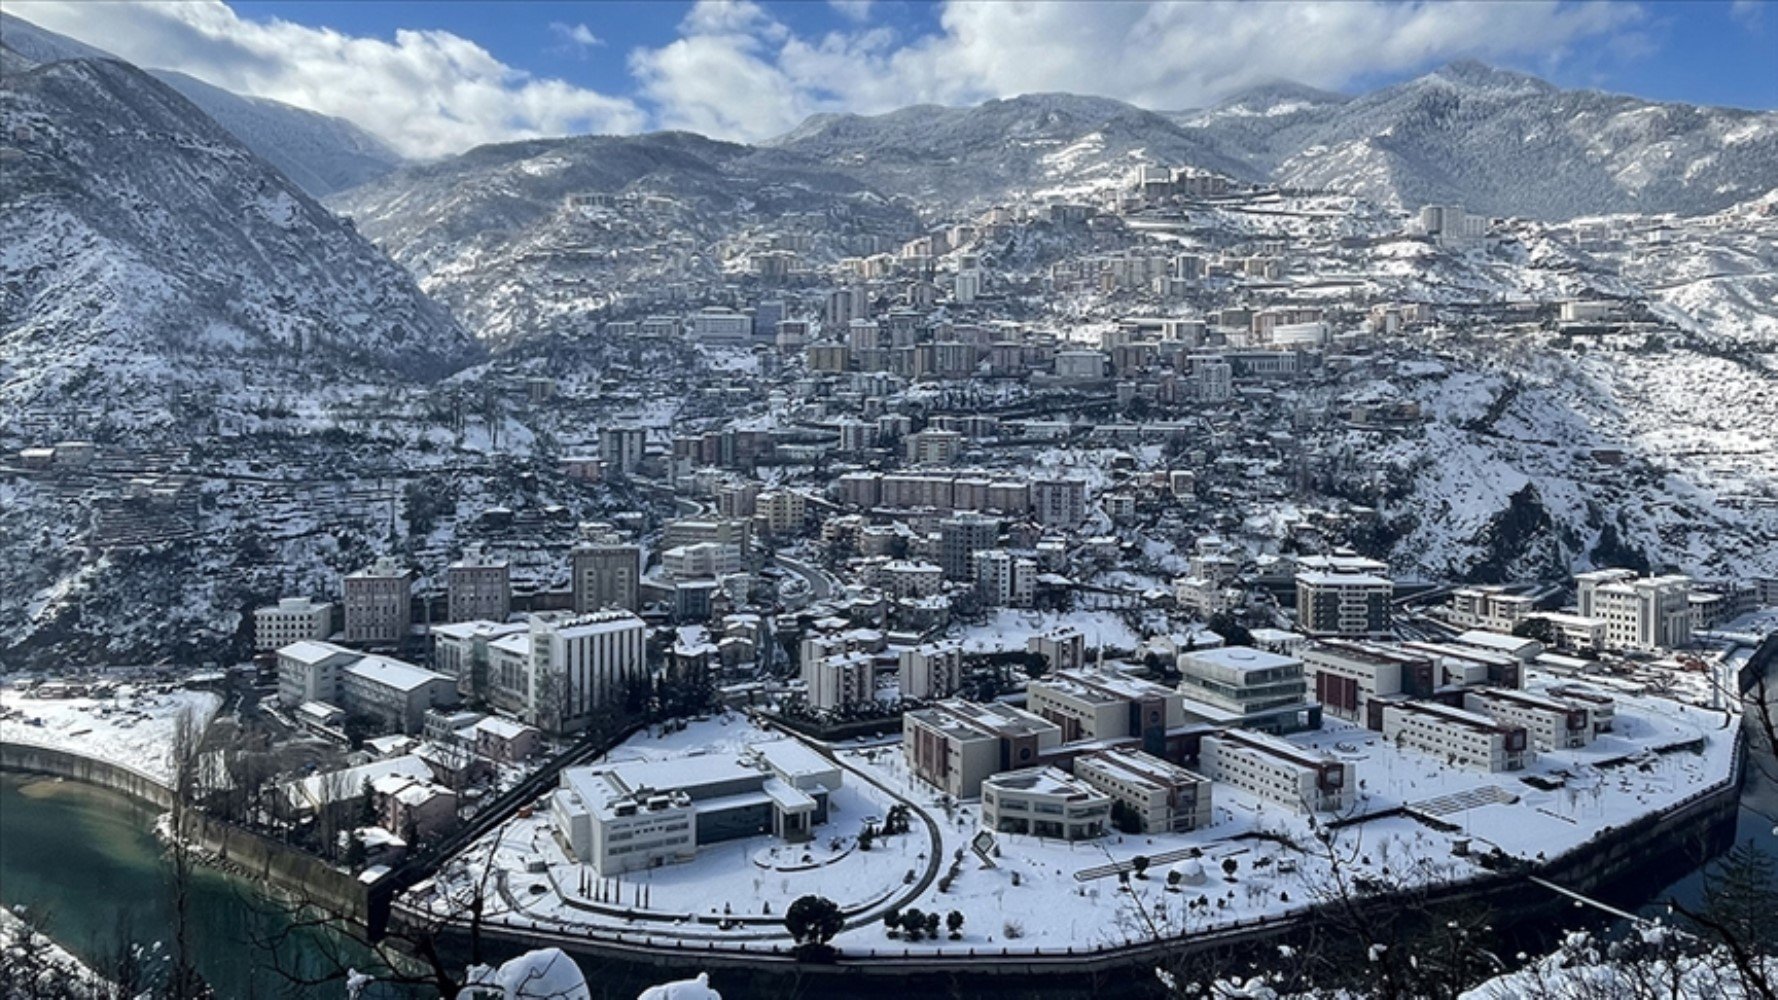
[165,706,212,1000]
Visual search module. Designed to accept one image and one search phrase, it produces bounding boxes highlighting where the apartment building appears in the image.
[1301,640,1434,723]
[905,429,964,465]
[938,512,1000,580]
[903,700,1063,798]
[1029,628,1088,673]
[1074,747,1213,834]
[974,549,1037,608]
[254,597,333,652]
[1196,729,1354,814]
[446,553,510,624]
[875,560,945,600]
[1031,478,1088,528]
[900,641,963,701]
[755,489,807,536]
[804,651,876,713]
[1377,701,1530,772]
[1575,570,1693,651]
[571,541,642,614]
[1026,668,1185,743]
[1176,646,1318,733]
[1295,571,1393,636]
[1447,586,1537,632]
[343,557,410,646]
[553,739,841,876]
[981,767,1112,840]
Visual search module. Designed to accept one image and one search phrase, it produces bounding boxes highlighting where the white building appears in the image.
[662,542,743,580]
[1026,668,1185,743]
[974,549,1037,607]
[1447,586,1537,633]
[255,598,333,652]
[340,655,459,734]
[276,640,360,707]
[1379,701,1530,772]
[430,620,528,698]
[980,767,1111,840]
[690,307,753,344]
[1176,646,1316,733]
[487,614,648,734]
[1463,688,1597,751]
[1074,747,1213,834]
[804,650,875,713]
[1300,640,1436,724]
[900,642,963,701]
[1197,729,1354,813]
[1028,628,1087,673]
[552,739,841,876]
[1574,570,1692,651]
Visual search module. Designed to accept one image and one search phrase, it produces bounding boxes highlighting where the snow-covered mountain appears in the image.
[766,65,1775,220]
[0,46,475,439]
[0,12,403,196]
[329,131,919,347]
[1176,62,1778,219]
[766,92,1255,206]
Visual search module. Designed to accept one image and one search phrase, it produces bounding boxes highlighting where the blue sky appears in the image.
[12,1,1775,158]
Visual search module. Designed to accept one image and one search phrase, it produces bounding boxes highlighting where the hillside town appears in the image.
[2,6,1776,997]
[6,158,1774,996]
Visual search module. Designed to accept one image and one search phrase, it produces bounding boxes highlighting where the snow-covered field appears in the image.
[0,685,220,783]
[956,609,1142,655]
[419,678,1736,958]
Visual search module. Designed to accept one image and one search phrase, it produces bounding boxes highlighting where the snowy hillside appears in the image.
[767,92,1255,206]
[0,12,403,197]
[0,47,475,438]
[329,131,918,347]
[1180,62,1778,219]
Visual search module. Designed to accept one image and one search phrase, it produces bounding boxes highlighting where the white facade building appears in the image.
[1197,729,1354,814]
[255,598,333,652]
[980,767,1111,840]
[1574,570,1692,651]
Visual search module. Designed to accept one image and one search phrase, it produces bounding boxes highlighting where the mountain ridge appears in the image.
[0,11,404,197]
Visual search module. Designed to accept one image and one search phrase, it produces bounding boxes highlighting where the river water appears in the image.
[0,774,405,999]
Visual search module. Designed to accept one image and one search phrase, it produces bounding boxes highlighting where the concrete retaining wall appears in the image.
[2,740,368,922]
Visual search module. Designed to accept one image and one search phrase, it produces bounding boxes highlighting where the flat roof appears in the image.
[1183,646,1300,674]
[431,621,527,641]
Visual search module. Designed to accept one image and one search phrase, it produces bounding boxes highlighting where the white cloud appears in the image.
[7,0,1656,154]
[828,0,876,23]
[8,0,644,158]
[550,22,605,49]
[631,0,1649,141]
